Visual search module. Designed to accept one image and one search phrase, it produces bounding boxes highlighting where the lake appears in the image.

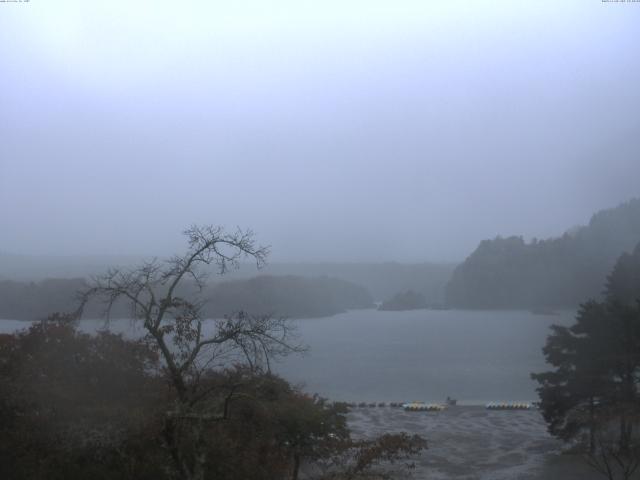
[0,310,574,404]
[2,309,600,479]
[0,309,574,405]
[273,309,574,404]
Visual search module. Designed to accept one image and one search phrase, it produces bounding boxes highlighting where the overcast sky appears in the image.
[1,0,639,262]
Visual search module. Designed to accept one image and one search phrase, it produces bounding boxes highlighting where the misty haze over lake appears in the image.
[2,2,639,479]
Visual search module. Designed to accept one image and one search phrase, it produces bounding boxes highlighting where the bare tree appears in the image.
[78,225,304,480]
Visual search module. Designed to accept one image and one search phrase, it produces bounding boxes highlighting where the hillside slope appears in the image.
[446,198,640,308]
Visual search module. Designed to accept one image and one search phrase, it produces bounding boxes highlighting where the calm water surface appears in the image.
[1,309,574,405]
[274,309,574,404]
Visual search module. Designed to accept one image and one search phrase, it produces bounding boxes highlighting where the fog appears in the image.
[1,0,639,262]
[3,5,640,479]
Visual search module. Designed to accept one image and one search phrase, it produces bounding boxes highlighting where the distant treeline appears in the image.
[239,262,455,304]
[446,198,640,309]
[0,255,455,305]
[204,275,373,318]
[0,278,87,321]
[0,275,373,321]
[378,290,428,311]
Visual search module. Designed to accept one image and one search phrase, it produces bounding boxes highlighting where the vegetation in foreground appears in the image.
[0,225,425,480]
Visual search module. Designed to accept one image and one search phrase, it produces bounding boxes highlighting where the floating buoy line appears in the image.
[343,401,536,411]
[485,402,532,410]
[402,402,446,411]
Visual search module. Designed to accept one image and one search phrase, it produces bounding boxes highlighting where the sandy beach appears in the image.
[347,406,602,480]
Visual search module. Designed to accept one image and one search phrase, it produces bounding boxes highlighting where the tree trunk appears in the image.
[163,417,194,480]
[620,415,631,453]
[589,397,596,454]
[292,453,301,480]
[192,421,208,480]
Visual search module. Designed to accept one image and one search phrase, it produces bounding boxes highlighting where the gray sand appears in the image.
[347,406,602,480]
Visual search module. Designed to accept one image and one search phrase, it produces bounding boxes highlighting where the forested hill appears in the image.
[203,275,373,318]
[0,256,454,305]
[446,198,640,309]
[0,275,373,321]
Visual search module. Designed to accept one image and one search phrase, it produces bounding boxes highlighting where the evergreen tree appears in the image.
[532,243,640,454]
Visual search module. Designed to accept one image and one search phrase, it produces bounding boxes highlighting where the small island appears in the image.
[378,290,428,311]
